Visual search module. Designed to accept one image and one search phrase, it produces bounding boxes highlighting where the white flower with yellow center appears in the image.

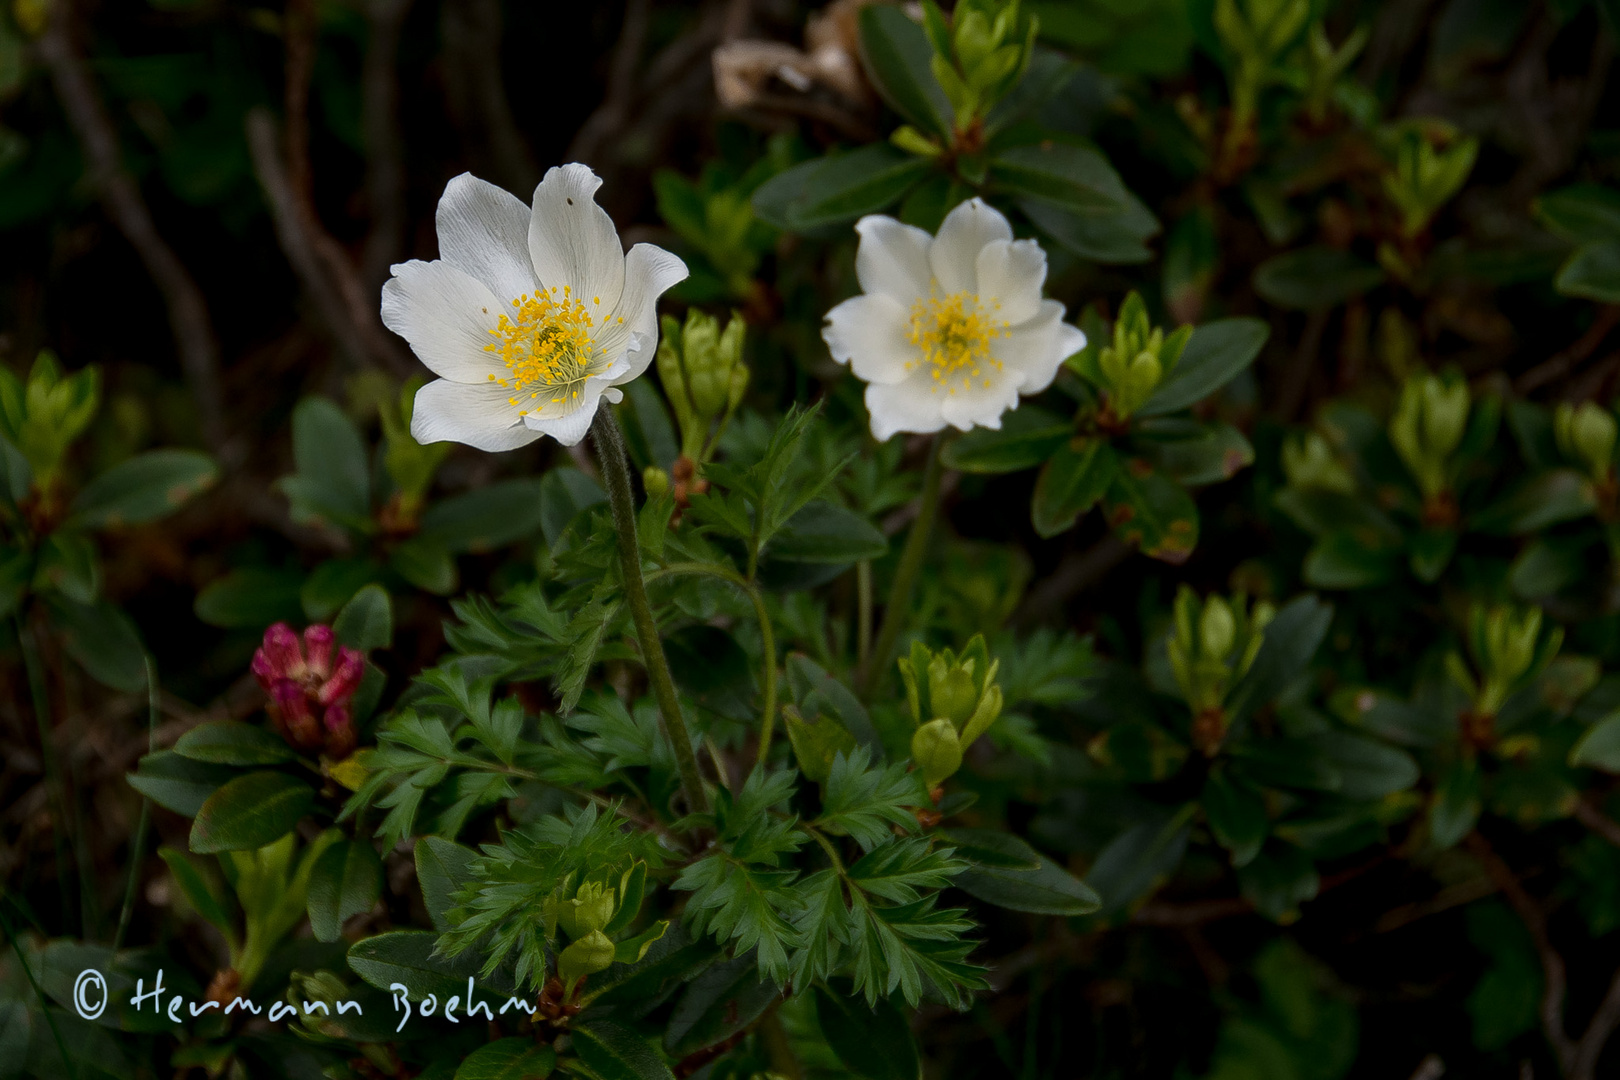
[822,198,1085,441]
[382,165,688,450]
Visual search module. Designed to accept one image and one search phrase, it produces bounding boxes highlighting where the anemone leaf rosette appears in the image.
[822,198,1086,441]
[382,165,688,449]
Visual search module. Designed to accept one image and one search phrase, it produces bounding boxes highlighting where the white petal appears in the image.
[996,300,1083,394]
[381,260,501,382]
[854,215,933,303]
[608,243,688,384]
[929,198,1012,295]
[436,173,535,303]
[523,386,605,446]
[411,379,542,451]
[528,163,626,316]
[975,238,1047,326]
[939,369,1022,431]
[865,372,949,441]
[822,294,915,386]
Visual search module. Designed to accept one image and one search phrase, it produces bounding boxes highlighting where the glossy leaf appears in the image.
[538,467,606,546]
[1571,709,1620,772]
[767,500,887,563]
[1130,418,1254,486]
[1018,196,1158,264]
[45,595,146,692]
[1236,842,1319,922]
[663,953,777,1057]
[1032,438,1118,537]
[1535,184,1620,243]
[68,449,217,529]
[333,583,393,652]
[174,720,296,766]
[454,1039,555,1080]
[1101,460,1198,563]
[347,930,493,1002]
[1556,240,1620,303]
[1471,469,1596,535]
[127,751,238,816]
[942,407,1071,474]
[948,829,1101,915]
[1253,247,1384,310]
[281,397,371,531]
[752,144,931,232]
[1302,532,1400,590]
[194,567,305,628]
[420,478,548,552]
[189,770,314,853]
[1138,318,1270,416]
[573,1020,675,1080]
[1226,595,1333,728]
[415,835,478,933]
[1203,770,1268,868]
[857,3,953,136]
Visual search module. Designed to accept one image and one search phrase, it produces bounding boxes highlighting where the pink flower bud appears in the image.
[304,624,335,678]
[318,647,365,707]
[250,649,276,693]
[262,622,305,679]
[323,704,357,759]
[272,678,321,750]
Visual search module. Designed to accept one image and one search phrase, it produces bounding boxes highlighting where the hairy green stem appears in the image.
[649,560,779,765]
[591,407,711,817]
[113,655,158,952]
[858,435,946,699]
[18,614,74,934]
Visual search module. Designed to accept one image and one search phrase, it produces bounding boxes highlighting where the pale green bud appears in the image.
[959,680,1003,748]
[1167,587,1273,719]
[727,359,749,412]
[928,654,980,727]
[1554,402,1616,483]
[557,929,617,989]
[656,314,693,428]
[643,466,671,498]
[1390,372,1470,500]
[1200,596,1237,661]
[911,718,963,788]
[1281,431,1356,494]
[891,125,944,159]
[555,880,616,941]
[5,350,100,488]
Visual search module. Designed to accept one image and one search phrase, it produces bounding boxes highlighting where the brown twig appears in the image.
[1514,306,1620,396]
[36,0,227,454]
[1574,797,1620,851]
[441,0,540,195]
[1465,831,1576,1073]
[567,0,653,168]
[361,0,412,292]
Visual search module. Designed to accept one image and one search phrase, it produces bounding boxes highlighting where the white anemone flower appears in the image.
[382,165,688,450]
[822,198,1085,441]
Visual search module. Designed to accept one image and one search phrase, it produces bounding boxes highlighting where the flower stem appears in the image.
[857,435,946,700]
[591,407,711,817]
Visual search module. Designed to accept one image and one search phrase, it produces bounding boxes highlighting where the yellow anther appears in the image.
[482,289,599,411]
[908,291,1006,383]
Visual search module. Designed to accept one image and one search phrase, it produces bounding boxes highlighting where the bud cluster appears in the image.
[252,622,364,759]
[1554,401,1617,487]
[541,863,660,996]
[1446,601,1562,727]
[900,635,1004,789]
[1280,431,1356,495]
[1378,119,1479,240]
[1072,292,1191,425]
[0,351,100,519]
[913,0,1038,151]
[656,309,750,473]
[1388,370,1470,509]
[1167,587,1274,755]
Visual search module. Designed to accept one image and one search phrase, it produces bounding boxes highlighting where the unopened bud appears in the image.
[1199,597,1237,661]
[556,881,617,941]
[643,466,671,498]
[317,647,364,707]
[1555,402,1617,483]
[928,655,980,727]
[557,930,617,989]
[911,718,964,788]
[303,624,334,678]
[1281,432,1356,494]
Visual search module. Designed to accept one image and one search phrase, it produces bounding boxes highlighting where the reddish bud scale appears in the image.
[252,621,366,759]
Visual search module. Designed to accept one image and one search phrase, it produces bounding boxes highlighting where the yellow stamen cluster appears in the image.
[906,290,1006,394]
[483,286,618,415]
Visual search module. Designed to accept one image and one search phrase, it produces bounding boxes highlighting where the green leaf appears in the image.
[1572,709,1620,772]
[67,449,217,528]
[1429,758,1481,849]
[990,142,1146,217]
[1032,438,1118,537]
[1472,468,1596,534]
[1302,532,1400,589]
[1311,731,1420,799]
[44,595,147,692]
[1556,240,1620,304]
[1019,196,1158,264]
[33,531,97,604]
[282,397,371,530]
[665,624,757,723]
[157,848,234,931]
[300,558,383,621]
[1203,769,1268,867]
[1087,812,1192,917]
[1129,419,1254,486]
[307,839,384,943]
[814,982,922,1080]
[857,3,953,136]
[946,829,1101,915]
[816,749,924,851]
[174,720,296,766]
[573,1020,675,1080]
[415,835,478,933]
[1138,318,1270,416]
[663,953,777,1058]
[766,500,886,563]
[538,467,606,546]
[189,770,314,853]
[127,751,237,816]
[1226,595,1333,728]
[420,478,548,552]
[786,653,883,756]
[752,145,931,232]
[1236,842,1319,922]
[454,1039,555,1080]
[1101,460,1198,563]
[347,930,492,1002]
[194,567,305,628]
[1407,528,1457,584]
[1535,184,1620,244]
[1253,247,1384,310]
[943,407,1072,474]
[333,583,393,652]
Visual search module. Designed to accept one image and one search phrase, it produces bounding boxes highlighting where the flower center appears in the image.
[906,291,1006,393]
[484,287,606,415]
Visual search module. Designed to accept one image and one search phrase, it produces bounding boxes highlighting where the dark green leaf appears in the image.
[1018,195,1158,264]
[415,835,479,933]
[1302,532,1400,589]
[948,830,1101,916]
[1557,240,1620,303]
[420,478,548,552]
[1571,709,1620,772]
[33,532,97,604]
[665,624,756,723]
[347,930,492,1002]
[1203,769,1268,868]
[1236,842,1319,922]
[156,848,234,931]
[573,1020,675,1080]
[942,407,1072,474]
[1129,419,1254,486]
[1253,247,1384,310]
[1086,812,1192,917]
[1138,318,1270,416]
[307,839,384,942]
[300,558,382,621]
[538,468,606,546]
[1407,528,1457,584]
[390,536,458,595]
[174,720,295,766]
[454,1039,555,1080]
[1535,185,1620,244]
[1226,596,1333,728]
[333,582,393,652]
[1031,438,1117,537]
[663,953,777,1057]
[1101,460,1198,563]
[766,500,886,563]
[194,567,305,628]
[1472,468,1596,534]
[189,770,314,853]
[127,751,238,816]
[814,982,922,1080]
[68,449,217,528]
[990,142,1148,218]
[857,4,953,136]
[1429,758,1481,849]
[44,595,146,692]
[752,144,931,232]
[282,397,371,529]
